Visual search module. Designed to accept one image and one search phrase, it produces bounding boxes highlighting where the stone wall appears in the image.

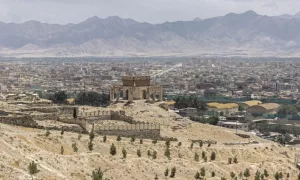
[0,116,38,127]
[31,113,58,121]
[57,117,88,132]
[95,123,160,139]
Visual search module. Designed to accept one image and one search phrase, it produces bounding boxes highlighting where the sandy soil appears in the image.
[0,101,299,179]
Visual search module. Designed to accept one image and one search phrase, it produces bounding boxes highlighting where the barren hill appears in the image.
[0,101,299,179]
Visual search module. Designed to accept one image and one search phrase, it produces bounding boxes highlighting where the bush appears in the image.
[194,152,199,162]
[152,151,157,159]
[110,143,117,156]
[147,150,151,157]
[140,139,143,144]
[202,151,206,159]
[131,137,136,143]
[190,142,194,150]
[228,157,232,164]
[170,167,176,178]
[164,148,171,159]
[244,168,250,179]
[152,139,157,144]
[45,129,51,137]
[137,149,141,157]
[255,171,260,180]
[230,172,235,178]
[165,140,170,148]
[233,156,238,164]
[116,136,121,141]
[88,141,93,151]
[164,168,169,177]
[92,167,106,180]
[103,135,107,142]
[263,169,268,177]
[200,167,205,177]
[177,142,182,147]
[210,152,216,161]
[211,171,215,177]
[199,141,203,148]
[122,148,127,159]
[89,131,95,141]
[194,171,200,179]
[28,161,39,178]
[72,143,78,152]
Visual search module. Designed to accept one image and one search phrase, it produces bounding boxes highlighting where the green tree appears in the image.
[255,171,260,180]
[274,172,279,180]
[51,91,68,104]
[164,148,171,159]
[165,140,170,148]
[131,137,136,143]
[202,151,206,159]
[260,174,264,180]
[194,152,199,162]
[140,139,143,144]
[122,148,127,159]
[116,135,121,141]
[61,128,64,136]
[73,107,77,119]
[194,171,200,179]
[233,156,238,164]
[228,157,232,164]
[211,171,215,177]
[152,139,157,144]
[75,92,110,106]
[244,168,250,179]
[147,150,152,158]
[88,141,93,151]
[152,151,157,159]
[263,169,268,178]
[137,149,141,157]
[103,135,107,142]
[170,167,176,178]
[210,152,216,161]
[92,168,109,180]
[199,141,203,148]
[230,172,235,179]
[28,161,39,180]
[200,167,205,177]
[72,143,78,152]
[89,131,95,141]
[164,168,169,177]
[110,143,116,156]
[61,146,64,155]
[238,105,244,112]
[45,129,51,137]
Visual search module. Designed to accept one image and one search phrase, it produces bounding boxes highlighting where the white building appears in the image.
[218,121,249,131]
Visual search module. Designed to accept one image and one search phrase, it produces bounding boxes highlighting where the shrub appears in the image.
[263,169,268,177]
[200,167,205,177]
[190,142,194,150]
[147,150,151,157]
[202,151,206,159]
[211,171,215,177]
[45,129,51,137]
[230,172,235,178]
[194,171,200,179]
[140,139,143,144]
[255,171,260,180]
[122,148,127,159]
[28,161,39,179]
[170,167,176,178]
[88,141,93,151]
[177,142,182,147]
[103,135,107,142]
[137,149,141,157]
[207,143,211,147]
[199,141,203,148]
[61,146,64,155]
[164,168,169,177]
[72,143,78,152]
[164,148,171,159]
[116,136,121,141]
[61,128,64,136]
[131,137,136,143]
[89,131,95,141]
[233,156,238,164]
[152,139,157,144]
[110,143,116,156]
[152,151,157,159]
[210,152,216,161]
[194,152,199,162]
[244,168,250,179]
[228,157,232,164]
[92,167,106,180]
[165,140,170,148]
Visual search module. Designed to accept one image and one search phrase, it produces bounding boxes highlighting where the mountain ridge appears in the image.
[1,10,300,57]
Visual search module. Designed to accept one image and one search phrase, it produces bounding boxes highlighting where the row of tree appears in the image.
[173,95,207,112]
[48,91,110,106]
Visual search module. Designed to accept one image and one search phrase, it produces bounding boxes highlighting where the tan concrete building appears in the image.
[110,76,163,103]
[246,103,280,115]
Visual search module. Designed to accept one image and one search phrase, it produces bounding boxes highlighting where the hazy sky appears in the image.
[0,0,300,24]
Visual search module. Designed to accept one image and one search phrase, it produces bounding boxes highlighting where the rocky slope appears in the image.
[0,101,299,179]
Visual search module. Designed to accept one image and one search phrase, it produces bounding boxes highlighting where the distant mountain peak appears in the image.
[242,10,258,16]
[193,17,202,21]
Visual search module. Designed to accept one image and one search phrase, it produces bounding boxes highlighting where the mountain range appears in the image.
[1,10,300,57]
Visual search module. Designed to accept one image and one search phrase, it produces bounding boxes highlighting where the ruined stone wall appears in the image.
[0,116,38,127]
[57,117,88,131]
[95,123,160,139]
[31,113,58,121]
[79,110,111,119]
